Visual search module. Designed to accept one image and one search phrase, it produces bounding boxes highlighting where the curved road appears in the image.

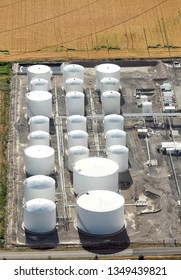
[0,247,181,259]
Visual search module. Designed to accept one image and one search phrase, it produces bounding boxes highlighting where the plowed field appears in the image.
[0,0,180,61]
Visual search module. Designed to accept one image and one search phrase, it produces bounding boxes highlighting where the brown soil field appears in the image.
[0,0,180,61]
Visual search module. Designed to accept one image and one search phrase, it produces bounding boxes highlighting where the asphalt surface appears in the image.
[0,247,181,259]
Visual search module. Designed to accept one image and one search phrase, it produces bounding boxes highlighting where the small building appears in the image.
[163,106,175,113]
[160,82,172,91]
[137,128,148,137]
[173,61,181,67]
[161,142,181,155]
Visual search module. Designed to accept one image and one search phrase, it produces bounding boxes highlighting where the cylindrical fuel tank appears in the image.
[73,157,119,195]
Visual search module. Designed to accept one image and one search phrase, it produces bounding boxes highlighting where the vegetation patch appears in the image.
[0,50,9,54]
[0,63,11,244]
[148,44,181,49]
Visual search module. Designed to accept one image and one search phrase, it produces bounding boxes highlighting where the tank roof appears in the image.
[67,115,86,122]
[68,146,89,155]
[24,175,55,190]
[102,90,120,96]
[96,63,120,73]
[68,130,88,138]
[73,157,118,176]
[66,91,84,97]
[104,114,124,121]
[63,64,84,71]
[108,145,128,154]
[26,91,52,101]
[77,190,124,212]
[24,145,54,158]
[30,78,48,84]
[143,101,152,105]
[106,129,126,136]
[24,198,55,213]
[28,65,51,74]
[28,131,49,139]
[66,78,84,84]
[29,115,49,123]
[101,77,119,82]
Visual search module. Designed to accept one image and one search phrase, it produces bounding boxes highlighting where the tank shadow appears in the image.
[50,118,56,135]
[50,173,58,189]
[119,170,133,190]
[84,89,89,107]
[25,228,59,249]
[120,92,125,106]
[78,228,130,255]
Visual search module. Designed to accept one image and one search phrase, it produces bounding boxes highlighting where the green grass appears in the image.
[0,63,11,242]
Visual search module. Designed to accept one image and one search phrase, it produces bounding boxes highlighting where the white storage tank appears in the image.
[60,62,68,74]
[29,78,49,92]
[107,145,129,173]
[106,129,126,151]
[28,131,50,146]
[29,115,49,133]
[23,175,55,202]
[63,64,84,84]
[67,130,88,149]
[26,91,52,118]
[27,65,52,90]
[140,95,148,104]
[67,146,89,172]
[73,157,119,195]
[23,198,56,233]
[102,91,120,115]
[104,114,124,136]
[65,78,84,93]
[24,145,54,175]
[142,101,153,114]
[67,115,87,132]
[66,91,85,116]
[95,63,120,90]
[100,77,120,94]
[76,190,125,235]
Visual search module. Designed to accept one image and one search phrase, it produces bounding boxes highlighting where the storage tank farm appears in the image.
[22,64,57,234]
[20,63,129,236]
